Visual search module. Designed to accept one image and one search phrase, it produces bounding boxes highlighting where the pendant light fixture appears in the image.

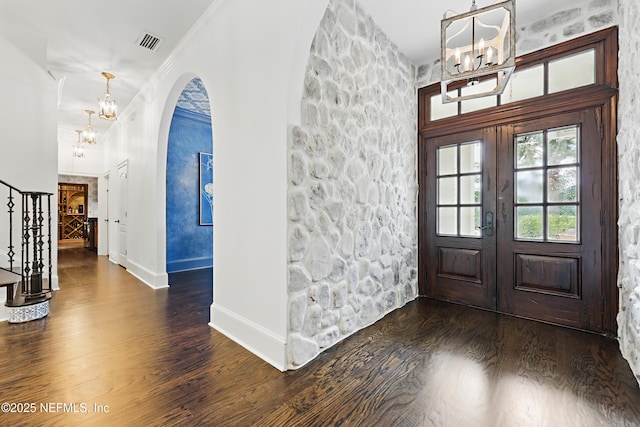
[82,110,97,144]
[98,72,118,120]
[72,130,85,158]
[440,0,516,103]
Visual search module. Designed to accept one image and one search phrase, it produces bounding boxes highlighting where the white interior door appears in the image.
[117,161,128,267]
[99,173,109,256]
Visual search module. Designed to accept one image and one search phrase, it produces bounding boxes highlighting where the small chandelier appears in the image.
[72,130,85,158]
[98,72,118,120]
[440,0,516,103]
[82,110,97,144]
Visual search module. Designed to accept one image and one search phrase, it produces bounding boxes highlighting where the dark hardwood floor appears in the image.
[0,248,639,426]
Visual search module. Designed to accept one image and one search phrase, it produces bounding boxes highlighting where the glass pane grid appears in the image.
[513,125,580,243]
[436,142,482,238]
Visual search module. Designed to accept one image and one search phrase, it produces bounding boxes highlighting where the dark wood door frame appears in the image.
[417,28,619,335]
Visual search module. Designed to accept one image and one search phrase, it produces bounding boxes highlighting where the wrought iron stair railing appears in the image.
[0,179,53,308]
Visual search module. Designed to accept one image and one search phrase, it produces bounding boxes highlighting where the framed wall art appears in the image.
[199,152,213,225]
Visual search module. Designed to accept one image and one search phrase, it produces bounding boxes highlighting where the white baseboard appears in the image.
[127,259,169,289]
[210,303,287,371]
[51,274,59,291]
[0,287,7,322]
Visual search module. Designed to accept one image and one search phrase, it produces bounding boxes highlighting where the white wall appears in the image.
[0,35,57,196]
[58,140,104,177]
[99,0,328,370]
[0,33,58,320]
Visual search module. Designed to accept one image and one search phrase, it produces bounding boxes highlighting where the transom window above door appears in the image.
[430,49,597,121]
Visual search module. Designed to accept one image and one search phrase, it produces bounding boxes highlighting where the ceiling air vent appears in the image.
[137,32,162,52]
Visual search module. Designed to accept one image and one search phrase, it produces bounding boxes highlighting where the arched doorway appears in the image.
[165,77,213,276]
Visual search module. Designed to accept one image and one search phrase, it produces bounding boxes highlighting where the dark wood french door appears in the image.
[425,128,497,310]
[424,108,604,332]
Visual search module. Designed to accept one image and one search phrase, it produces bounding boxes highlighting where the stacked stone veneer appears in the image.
[617,0,640,386]
[287,0,417,368]
[417,0,617,87]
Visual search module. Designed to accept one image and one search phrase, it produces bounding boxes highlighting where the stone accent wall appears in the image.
[416,0,618,87]
[617,0,640,386]
[287,0,417,368]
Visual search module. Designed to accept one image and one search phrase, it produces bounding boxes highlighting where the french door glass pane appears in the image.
[460,207,481,237]
[548,126,579,165]
[547,206,578,241]
[516,132,543,168]
[514,124,581,243]
[547,167,577,203]
[460,175,481,204]
[438,207,458,235]
[516,170,544,203]
[516,206,543,240]
[460,142,482,173]
[438,145,458,175]
[438,177,458,204]
[436,141,483,238]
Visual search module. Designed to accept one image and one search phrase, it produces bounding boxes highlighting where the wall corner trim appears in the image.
[127,259,169,289]
[210,302,287,371]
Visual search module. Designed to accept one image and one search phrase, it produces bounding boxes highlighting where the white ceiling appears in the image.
[0,0,215,146]
[0,0,565,149]
[358,0,567,65]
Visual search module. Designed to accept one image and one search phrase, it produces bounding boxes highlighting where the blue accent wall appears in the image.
[166,106,213,273]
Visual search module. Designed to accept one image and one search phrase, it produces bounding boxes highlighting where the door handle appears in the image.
[114,220,120,223]
[477,212,493,236]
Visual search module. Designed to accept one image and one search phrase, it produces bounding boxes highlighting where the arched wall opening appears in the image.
[156,73,214,287]
[165,77,213,274]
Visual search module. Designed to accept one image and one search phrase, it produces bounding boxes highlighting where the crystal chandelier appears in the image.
[440,0,516,103]
[82,110,97,144]
[72,130,85,158]
[98,72,118,120]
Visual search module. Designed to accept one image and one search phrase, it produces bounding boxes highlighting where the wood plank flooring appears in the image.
[0,248,639,426]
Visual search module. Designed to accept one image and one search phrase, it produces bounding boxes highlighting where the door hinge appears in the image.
[600,122,605,142]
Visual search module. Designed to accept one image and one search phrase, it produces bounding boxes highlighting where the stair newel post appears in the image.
[7,187,15,272]
[21,192,29,294]
[31,193,43,295]
[47,194,52,286]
